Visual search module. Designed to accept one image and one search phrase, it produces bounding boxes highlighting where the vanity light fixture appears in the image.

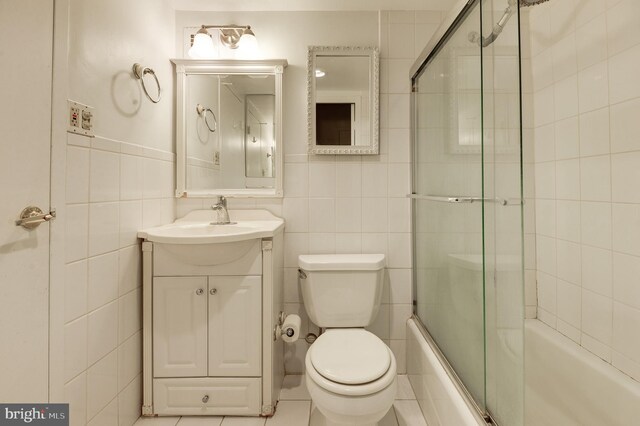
[189,25,258,59]
[315,69,326,78]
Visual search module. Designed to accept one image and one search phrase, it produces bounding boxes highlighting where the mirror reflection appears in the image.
[308,46,379,155]
[315,56,370,146]
[185,74,276,191]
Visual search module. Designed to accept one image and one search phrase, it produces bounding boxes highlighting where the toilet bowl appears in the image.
[305,329,397,426]
[298,254,397,426]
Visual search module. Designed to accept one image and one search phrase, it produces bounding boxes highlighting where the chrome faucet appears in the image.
[211,196,231,224]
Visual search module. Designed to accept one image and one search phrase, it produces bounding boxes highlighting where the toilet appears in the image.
[298,254,397,426]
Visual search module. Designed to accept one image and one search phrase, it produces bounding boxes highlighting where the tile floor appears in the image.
[134,375,427,426]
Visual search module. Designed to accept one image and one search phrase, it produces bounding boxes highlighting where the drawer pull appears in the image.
[210,288,217,295]
[196,288,204,296]
[202,394,209,403]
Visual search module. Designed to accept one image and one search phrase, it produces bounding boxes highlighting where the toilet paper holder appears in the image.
[274,311,301,342]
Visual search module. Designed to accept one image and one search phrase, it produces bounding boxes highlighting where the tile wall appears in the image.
[175,10,445,375]
[57,0,176,424]
[63,134,175,426]
[526,0,640,381]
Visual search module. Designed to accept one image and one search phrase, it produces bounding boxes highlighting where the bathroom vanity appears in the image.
[138,210,284,417]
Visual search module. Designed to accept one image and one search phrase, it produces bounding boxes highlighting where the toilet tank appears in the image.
[298,254,386,328]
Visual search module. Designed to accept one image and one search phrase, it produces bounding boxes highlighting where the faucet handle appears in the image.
[211,195,227,208]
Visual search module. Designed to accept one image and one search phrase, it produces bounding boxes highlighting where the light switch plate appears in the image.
[67,100,95,137]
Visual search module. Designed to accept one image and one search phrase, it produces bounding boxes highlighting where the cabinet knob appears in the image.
[202,394,209,403]
[196,288,204,295]
[210,288,217,295]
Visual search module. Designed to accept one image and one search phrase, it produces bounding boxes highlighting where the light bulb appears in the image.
[315,69,326,78]
[188,32,215,59]
[237,31,259,59]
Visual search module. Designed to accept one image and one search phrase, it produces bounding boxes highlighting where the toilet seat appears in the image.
[306,329,397,397]
[310,329,390,385]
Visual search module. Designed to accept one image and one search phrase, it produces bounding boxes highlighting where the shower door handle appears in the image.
[406,194,515,206]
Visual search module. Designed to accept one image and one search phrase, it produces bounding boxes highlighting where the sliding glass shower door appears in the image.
[411,0,524,424]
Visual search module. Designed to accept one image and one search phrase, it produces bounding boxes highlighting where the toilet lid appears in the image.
[310,329,391,385]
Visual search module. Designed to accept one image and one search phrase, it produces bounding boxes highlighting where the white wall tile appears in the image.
[612,203,640,256]
[88,252,119,312]
[90,150,120,202]
[580,155,611,202]
[87,350,117,421]
[282,198,309,233]
[554,76,579,120]
[335,198,362,233]
[284,163,309,198]
[552,33,577,81]
[335,163,362,197]
[118,246,141,296]
[308,198,335,233]
[67,146,90,204]
[65,260,88,323]
[534,124,555,162]
[578,61,609,113]
[309,163,336,197]
[118,288,141,344]
[362,163,388,197]
[581,202,612,249]
[613,252,640,310]
[608,43,640,104]
[582,290,613,345]
[610,98,640,154]
[88,202,120,257]
[120,154,143,201]
[576,15,608,70]
[87,301,118,366]
[64,317,87,383]
[606,0,640,57]
[556,159,580,200]
[556,200,581,242]
[118,332,142,392]
[554,117,579,160]
[119,200,142,249]
[557,280,581,328]
[308,233,335,254]
[118,375,142,426]
[612,302,640,365]
[578,107,610,157]
[581,245,613,298]
[556,240,581,285]
[611,152,640,203]
[65,372,87,426]
[66,204,89,263]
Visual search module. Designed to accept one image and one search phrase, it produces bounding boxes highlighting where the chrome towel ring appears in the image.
[196,104,217,132]
[132,63,162,103]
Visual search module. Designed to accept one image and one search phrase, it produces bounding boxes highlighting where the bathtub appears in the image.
[525,319,640,425]
[407,318,640,425]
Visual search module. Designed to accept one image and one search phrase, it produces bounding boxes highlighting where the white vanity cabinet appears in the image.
[139,210,285,418]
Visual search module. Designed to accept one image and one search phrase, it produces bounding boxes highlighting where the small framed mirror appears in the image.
[172,59,287,198]
[307,46,379,155]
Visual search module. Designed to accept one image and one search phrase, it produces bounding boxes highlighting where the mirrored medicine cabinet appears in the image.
[307,46,379,155]
[172,59,287,198]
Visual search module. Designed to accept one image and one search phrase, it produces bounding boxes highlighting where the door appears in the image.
[208,276,261,376]
[0,0,54,402]
[154,277,208,377]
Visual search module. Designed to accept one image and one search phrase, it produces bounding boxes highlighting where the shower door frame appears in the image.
[409,0,495,424]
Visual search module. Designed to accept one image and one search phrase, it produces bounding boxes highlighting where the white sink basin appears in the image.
[138,209,284,244]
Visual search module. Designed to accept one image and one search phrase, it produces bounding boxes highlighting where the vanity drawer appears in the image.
[153,377,261,416]
[153,239,262,276]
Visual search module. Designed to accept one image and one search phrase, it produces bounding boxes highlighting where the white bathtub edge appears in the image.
[407,318,484,426]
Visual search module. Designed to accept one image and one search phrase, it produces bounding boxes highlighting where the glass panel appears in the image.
[480,0,524,424]
[413,1,486,409]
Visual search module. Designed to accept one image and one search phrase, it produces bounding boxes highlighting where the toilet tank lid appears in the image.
[298,254,385,271]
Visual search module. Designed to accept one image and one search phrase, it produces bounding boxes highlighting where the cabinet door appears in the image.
[208,276,261,376]
[154,277,208,377]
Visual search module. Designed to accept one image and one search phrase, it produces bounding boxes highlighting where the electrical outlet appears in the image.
[214,151,220,166]
[67,100,95,137]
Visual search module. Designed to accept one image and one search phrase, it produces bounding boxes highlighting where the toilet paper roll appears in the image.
[281,314,301,343]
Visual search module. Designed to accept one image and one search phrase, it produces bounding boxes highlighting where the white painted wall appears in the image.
[51,0,177,424]
[175,9,445,374]
[526,0,640,383]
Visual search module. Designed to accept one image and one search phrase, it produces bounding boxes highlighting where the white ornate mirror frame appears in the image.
[307,46,379,155]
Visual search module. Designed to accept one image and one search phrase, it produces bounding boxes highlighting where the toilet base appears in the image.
[309,405,379,426]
